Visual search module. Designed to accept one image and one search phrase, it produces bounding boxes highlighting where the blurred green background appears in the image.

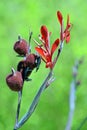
[0,0,87,130]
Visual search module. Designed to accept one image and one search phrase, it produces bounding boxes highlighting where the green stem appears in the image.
[15,70,52,129]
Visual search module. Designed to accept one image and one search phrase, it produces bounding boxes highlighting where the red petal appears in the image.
[40,25,51,54]
[57,11,63,25]
[67,24,71,29]
[51,39,60,56]
[41,26,48,41]
[66,35,70,43]
[65,32,70,43]
[35,47,47,62]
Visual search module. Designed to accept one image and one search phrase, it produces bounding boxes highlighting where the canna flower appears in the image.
[35,25,60,69]
[57,11,72,43]
[35,11,72,69]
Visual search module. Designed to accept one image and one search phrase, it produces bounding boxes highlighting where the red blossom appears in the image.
[35,11,72,69]
[51,39,60,57]
[57,11,72,43]
[57,11,63,26]
[41,26,48,42]
[35,25,59,69]
[40,25,50,53]
[63,15,72,43]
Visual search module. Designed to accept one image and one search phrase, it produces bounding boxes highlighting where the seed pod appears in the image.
[6,68,23,91]
[14,36,29,56]
[17,60,31,81]
[25,54,36,69]
[17,54,41,81]
[26,53,41,72]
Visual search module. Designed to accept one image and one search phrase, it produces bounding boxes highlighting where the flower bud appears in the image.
[6,68,23,91]
[14,36,29,56]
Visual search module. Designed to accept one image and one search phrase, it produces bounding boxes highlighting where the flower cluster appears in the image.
[6,35,41,91]
[6,11,72,90]
[35,11,72,69]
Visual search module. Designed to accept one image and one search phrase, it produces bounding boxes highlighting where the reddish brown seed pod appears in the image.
[17,54,40,81]
[14,36,29,56]
[6,68,23,92]
[25,54,36,69]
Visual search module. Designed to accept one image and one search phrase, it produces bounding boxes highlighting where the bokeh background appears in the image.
[0,0,87,130]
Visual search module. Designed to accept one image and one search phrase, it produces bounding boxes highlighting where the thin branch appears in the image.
[53,41,64,68]
[14,90,22,129]
[28,31,33,53]
[29,31,33,44]
[14,70,53,129]
[65,59,83,130]
[65,79,76,130]
[77,117,87,130]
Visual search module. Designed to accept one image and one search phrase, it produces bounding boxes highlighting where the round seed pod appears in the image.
[25,54,36,69]
[14,36,29,56]
[6,68,23,91]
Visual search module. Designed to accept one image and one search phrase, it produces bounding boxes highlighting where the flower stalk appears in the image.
[65,58,83,130]
[5,10,72,130]
[14,70,53,129]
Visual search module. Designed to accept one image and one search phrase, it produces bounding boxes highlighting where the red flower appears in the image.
[57,11,72,43]
[35,25,59,69]
[35,11,72,69]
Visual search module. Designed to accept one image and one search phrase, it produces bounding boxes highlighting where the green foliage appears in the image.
[0,0,87,129]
